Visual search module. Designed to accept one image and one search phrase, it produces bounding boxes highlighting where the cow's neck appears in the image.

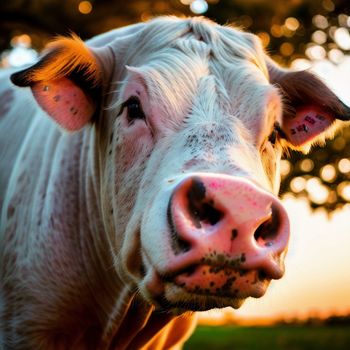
[63,128,186,348]
[4,118,193,348]
[67,128,133,337]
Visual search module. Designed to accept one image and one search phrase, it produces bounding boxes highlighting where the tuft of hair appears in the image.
[28,34,101,85]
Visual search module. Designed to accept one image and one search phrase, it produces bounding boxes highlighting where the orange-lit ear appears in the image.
[11,34,102,131]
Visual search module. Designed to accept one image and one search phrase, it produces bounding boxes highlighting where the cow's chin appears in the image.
[155,284,246,313]
[139,265,270,313]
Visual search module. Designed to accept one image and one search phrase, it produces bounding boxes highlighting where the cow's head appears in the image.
[11,17,350,312]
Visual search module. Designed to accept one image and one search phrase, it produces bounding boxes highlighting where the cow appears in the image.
[0,16,349,350]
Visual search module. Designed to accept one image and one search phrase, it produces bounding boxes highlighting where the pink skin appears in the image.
[32,78,95,131]
[146,174,289,301]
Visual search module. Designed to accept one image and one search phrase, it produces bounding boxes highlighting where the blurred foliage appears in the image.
[0,0,349,211]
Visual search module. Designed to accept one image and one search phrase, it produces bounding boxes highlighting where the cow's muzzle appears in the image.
[164,173,290,302]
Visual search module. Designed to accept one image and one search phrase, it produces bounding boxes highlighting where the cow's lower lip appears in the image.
[145,264,270,312]
[172,264,268,299]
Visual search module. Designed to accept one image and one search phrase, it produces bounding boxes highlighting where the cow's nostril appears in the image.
[187,178,223,227]
[198,202,223,225]
[254,205,280,246]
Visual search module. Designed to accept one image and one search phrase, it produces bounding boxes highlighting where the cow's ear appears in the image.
[11,34,102,131]
[266,57,350,151]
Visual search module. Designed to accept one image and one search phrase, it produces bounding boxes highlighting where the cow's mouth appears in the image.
[143,261,271,312]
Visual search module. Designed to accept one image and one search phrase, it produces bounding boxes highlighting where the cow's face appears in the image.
[110,40,288,312]
[11,17,350,312]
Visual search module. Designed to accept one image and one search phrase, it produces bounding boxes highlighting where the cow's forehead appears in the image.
[115,17,280,136]
[121,17,269,83]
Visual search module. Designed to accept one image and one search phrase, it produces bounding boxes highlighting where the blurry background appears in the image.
[1,0,349,348]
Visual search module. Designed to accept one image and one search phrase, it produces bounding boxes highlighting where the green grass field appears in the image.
[184,325,350,350]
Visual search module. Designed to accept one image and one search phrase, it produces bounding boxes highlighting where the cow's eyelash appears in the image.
[268,122,286,145]
[268,128,278,145]
[273,122,287,140]
[117,96,146,121]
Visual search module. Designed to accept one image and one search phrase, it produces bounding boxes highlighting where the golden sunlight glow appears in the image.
[332,136,346,151]
[299,158,314,172]
[280,42,294,56]
[290,176,306,193]
[338,181,350,201]
[271,24,283,38]
[306,45,327,60]
[334,27,350,50]
[328,48,345,64]
[313,14,329,29]
[285,17,300,31]
[320,164,336,182]
[327,190,337,204]
[338,14,349,27]
[338,158,350,173]
[291,58,312,70]
[322,0,335,12]
[280,159,291,177]
[78,1,92,15]
[312,30,327,44]
[306,178,329,204]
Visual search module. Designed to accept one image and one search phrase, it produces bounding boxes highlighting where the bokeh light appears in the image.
[338,182,350,201]
[313,14,329,29]
[320,164,337,182]
[280,42,294,56]
[1,34,38,68]
[299,159,314,172]
[285,17,300,31]
[78,1,92,15]
[328,48,344,64]
[306,177,329,204]
[334,27,350,50]
[271,24,283,38]
[338,158,350,173]
[305,44,326,60]
[338,14,349,27]
[190,0,208,14]
[332,136,346,151]
[312,30,327,44]
[280,159,291,177]
[322,0,335,12]
[290,176,307,193]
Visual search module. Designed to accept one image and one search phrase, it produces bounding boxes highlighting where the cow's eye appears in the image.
[119,96,145,122]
